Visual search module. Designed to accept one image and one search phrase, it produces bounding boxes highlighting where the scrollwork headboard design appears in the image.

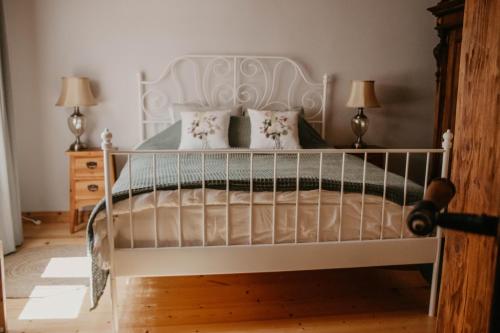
[138,55,330,141]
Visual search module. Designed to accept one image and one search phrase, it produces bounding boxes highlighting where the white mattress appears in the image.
[92,189,416,267]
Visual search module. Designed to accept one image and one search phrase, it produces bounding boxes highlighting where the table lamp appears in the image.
[346,80,380,148]
[56,77,97,151]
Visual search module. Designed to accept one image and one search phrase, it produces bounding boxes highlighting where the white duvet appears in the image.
[92,189,416,267]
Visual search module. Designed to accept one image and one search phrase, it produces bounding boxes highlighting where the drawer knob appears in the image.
[86,161,98,169]
[87,184,99,192]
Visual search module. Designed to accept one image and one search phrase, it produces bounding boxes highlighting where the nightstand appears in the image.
[335,145,386,169]
[66,148,116,233]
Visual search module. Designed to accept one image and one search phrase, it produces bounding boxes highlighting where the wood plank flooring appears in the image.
[5,220,436,332]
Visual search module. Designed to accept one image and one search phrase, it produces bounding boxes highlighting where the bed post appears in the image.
[137,72,145,142]
[321,74,329,140]
[428,129,453,317]
[101,128,119,332]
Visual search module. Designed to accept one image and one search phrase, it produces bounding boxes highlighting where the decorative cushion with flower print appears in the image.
[178,110,231,149]
[247,109,301,149]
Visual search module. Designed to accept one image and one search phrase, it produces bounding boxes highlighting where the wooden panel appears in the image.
[117,268,431,328]
[22,218,86,240]
[23,211,70,224]
[73,156,104,178]
[437,0,500,331]
[429,0,464,178]
[75,179,105,200]
[449,3,500,216]
[65,147,105,157]
[75,199,103,210]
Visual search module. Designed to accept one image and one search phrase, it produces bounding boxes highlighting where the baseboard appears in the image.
[22,211,69,224]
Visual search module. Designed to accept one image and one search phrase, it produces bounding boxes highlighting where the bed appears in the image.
[88,55,453,332]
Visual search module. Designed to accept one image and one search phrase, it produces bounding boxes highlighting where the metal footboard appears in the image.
[100,129,453,331]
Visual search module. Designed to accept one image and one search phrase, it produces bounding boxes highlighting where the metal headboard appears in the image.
[137,55,330,141]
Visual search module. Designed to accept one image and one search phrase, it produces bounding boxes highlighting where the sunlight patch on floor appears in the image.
[41,256,90,278]
[18,285,87,320]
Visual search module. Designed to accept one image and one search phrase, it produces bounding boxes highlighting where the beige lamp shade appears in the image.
[346,80,380,108]
[56,77,97,107]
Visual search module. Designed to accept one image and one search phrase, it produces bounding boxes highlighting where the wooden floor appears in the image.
[5,220,437,332]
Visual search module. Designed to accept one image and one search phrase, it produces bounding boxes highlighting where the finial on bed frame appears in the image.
[442,130,453,150]
[101,128,113,150]
[440,130,453,179]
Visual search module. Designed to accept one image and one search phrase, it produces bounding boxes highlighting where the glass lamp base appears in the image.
[351,108,369,149]
[69,138,87,151]
[67,107,87,151]
[353,139,366,149]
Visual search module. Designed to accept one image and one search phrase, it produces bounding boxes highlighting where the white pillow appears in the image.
[243,105,304,116]
[170,103,242,122]
[247,109,301,149]
[179,110,231,149]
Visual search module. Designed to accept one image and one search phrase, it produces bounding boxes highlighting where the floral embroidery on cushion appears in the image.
[188,112,221,148]
[259,111,291,149]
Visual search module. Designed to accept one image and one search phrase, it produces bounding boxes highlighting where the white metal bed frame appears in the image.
[99,55,453,332]
[137,54,329,140]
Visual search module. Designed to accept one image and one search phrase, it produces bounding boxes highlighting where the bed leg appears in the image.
[428,130,453,317]
[428,228,442,317]
[110,275,119,332]
[102,128,119,331]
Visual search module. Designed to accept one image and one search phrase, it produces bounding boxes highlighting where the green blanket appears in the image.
[99,152,421,206]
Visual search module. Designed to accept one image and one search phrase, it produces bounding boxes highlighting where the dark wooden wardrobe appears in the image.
[428,0,464,151]
[428,0,464,182]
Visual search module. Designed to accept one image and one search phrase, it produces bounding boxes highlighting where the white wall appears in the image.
[3,0,437,212]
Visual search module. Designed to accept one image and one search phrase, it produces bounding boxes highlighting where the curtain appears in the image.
[0,2,22,254]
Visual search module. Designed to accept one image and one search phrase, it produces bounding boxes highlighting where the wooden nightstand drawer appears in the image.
[73,156,104,178]
[67,148,115,233]
[75,198,103,210]
[75,179,105,201]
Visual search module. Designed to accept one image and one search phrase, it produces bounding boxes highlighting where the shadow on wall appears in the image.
[378,83,418,105]
[377,82,425,133]
[371,77,435,185]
